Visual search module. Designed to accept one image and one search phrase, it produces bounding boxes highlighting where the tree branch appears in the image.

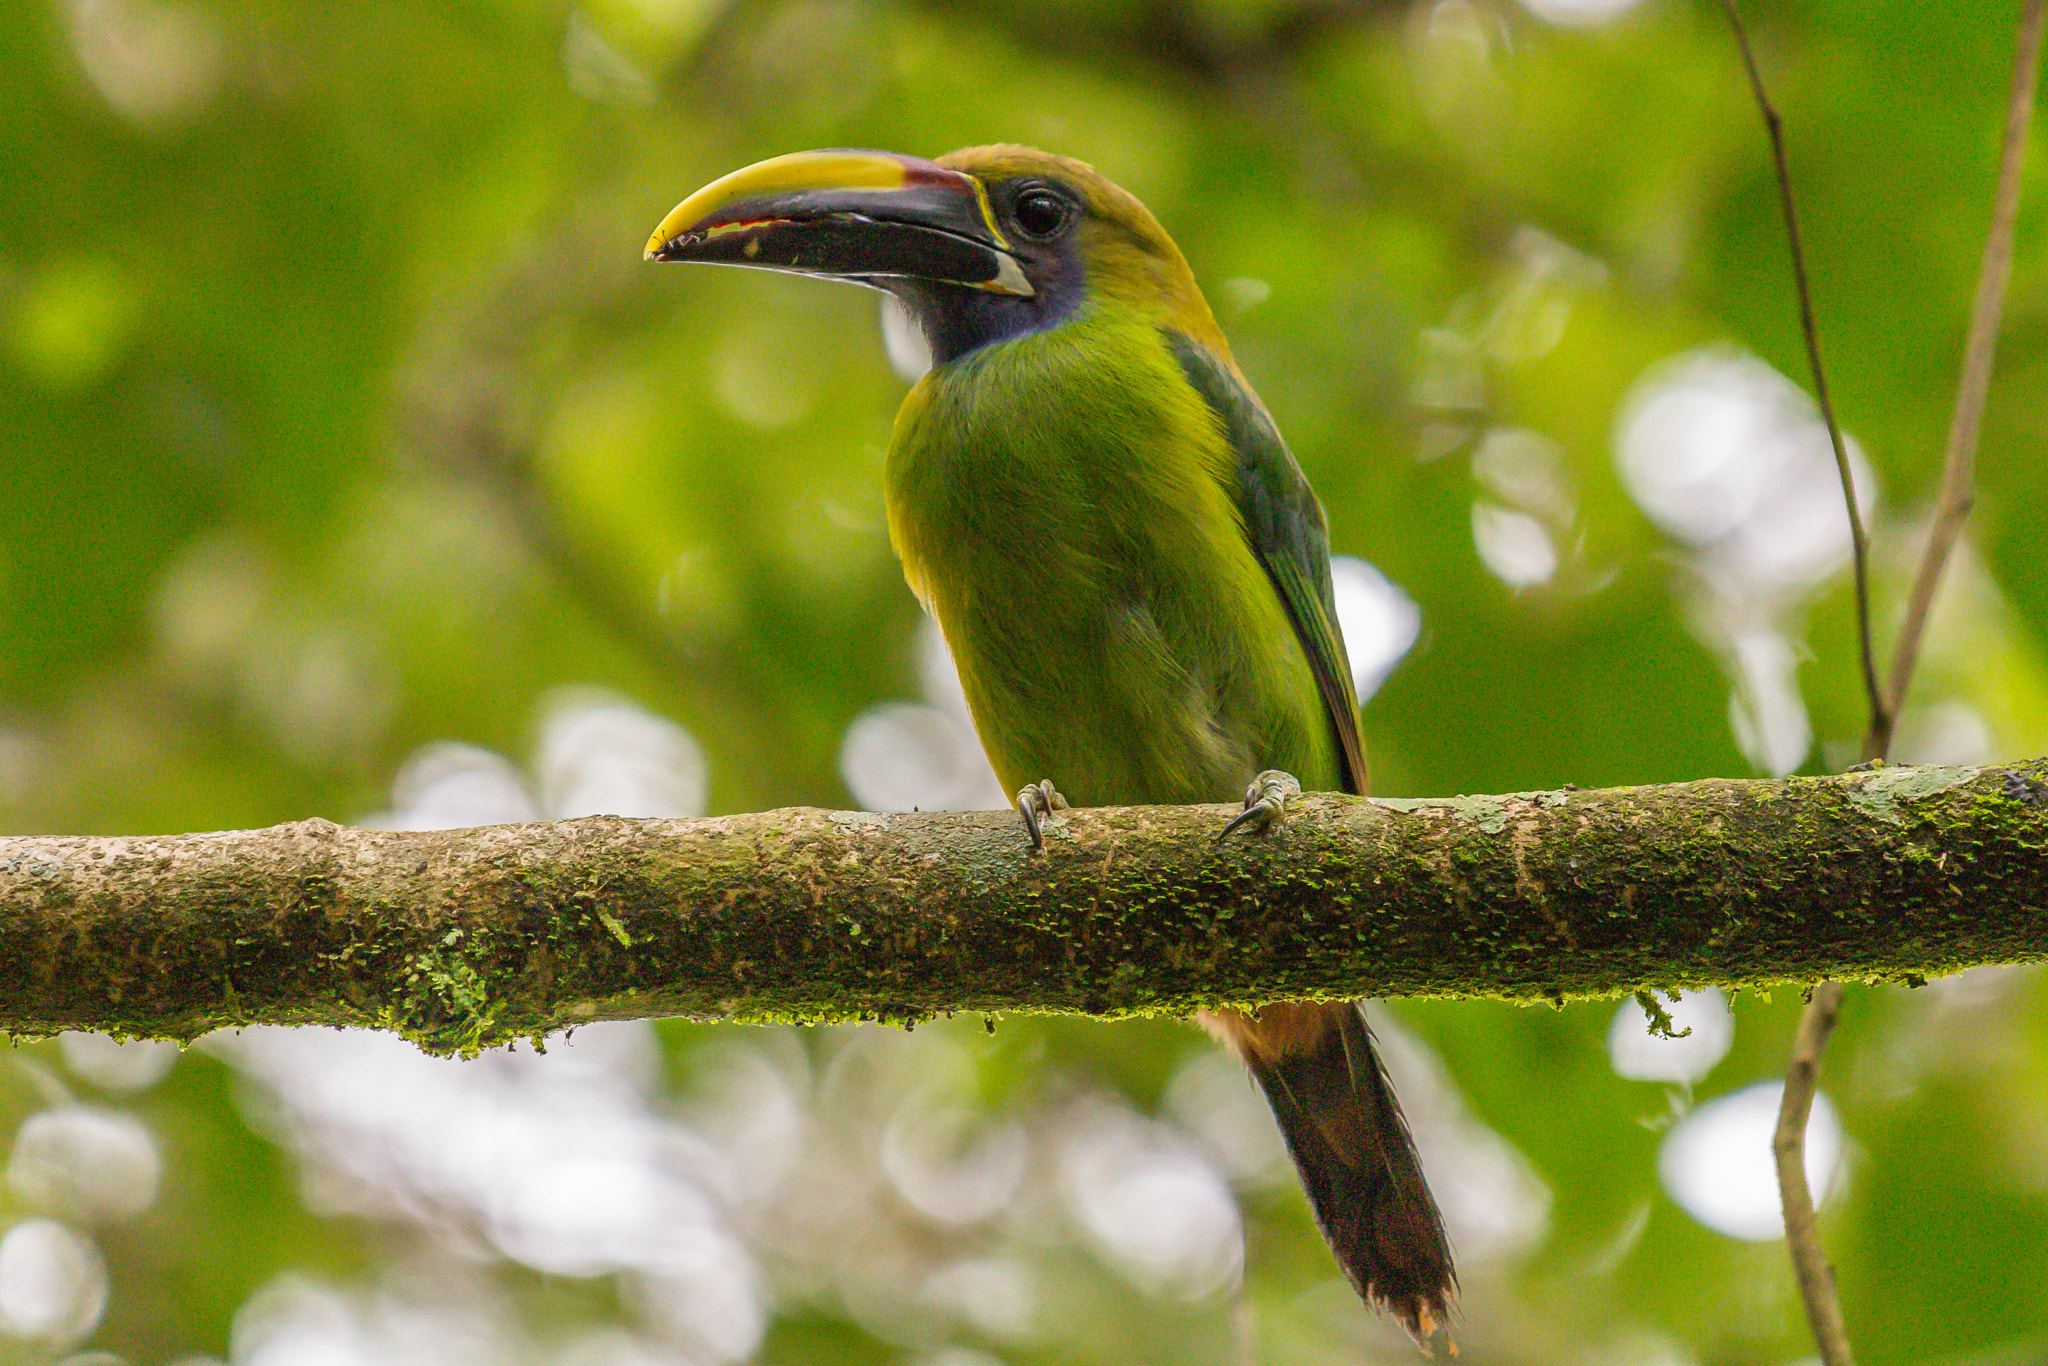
[1876,0,2047,756]
[1776,979,1854,1366]
[1717,0,1884,746]
[3,761,2044,1055]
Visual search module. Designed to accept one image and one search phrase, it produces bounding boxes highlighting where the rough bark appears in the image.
[2,761,2045,1055]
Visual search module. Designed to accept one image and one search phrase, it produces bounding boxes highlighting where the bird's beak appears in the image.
[644,149,1035,298]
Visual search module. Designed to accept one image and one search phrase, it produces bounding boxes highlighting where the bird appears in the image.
[645,144,1455,1342]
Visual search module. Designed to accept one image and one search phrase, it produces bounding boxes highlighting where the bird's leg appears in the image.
[1218,769,1301,842]
[1013,779,1069,850]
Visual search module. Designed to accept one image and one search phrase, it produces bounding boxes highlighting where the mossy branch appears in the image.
[4,761,2046,1055]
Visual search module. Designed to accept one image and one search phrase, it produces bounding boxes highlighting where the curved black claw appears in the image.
[1014,779,1069,850]
[1218,769,1302,843]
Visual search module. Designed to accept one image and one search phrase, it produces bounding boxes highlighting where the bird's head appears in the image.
[645,144,1225,365]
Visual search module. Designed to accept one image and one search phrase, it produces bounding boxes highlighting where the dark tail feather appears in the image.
[1235,1003,1455,1343]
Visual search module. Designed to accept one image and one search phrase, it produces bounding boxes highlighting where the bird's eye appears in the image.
[1011,187,1071,239]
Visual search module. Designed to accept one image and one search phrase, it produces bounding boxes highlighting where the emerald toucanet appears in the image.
[646,145,1455,1340]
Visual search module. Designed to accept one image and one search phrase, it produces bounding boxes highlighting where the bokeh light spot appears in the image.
[367,743,538,830]
[58,1032,179,1093]
[840,702,1004,813]
[1516,0,1649,27]
[67,0,224,133]
[0,1219,106,1343]
[1659,1082,1841,1240]
[1607,988,1733,1085]
[8,1107,161,1224]
[537,689,707,819]
[880,1097,1027,1226]
[1472,502,1557,587]
[1057,1097,1242,1301]
[1331,556,1423,700]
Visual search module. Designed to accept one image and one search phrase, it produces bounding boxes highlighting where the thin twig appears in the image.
[1870,0,2047,761]
[1714,7,1867,1361]
[1774,981,1854,1366]
[1717,0,1886,743]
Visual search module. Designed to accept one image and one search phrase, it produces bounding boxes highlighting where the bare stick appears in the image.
[1717,0,1885,744]
[1871,0,2047,760]
[1714,6,1868,1360]
[1774,981,1854,1366]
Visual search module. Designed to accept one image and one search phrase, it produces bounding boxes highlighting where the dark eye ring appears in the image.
[1012,187,1071,239]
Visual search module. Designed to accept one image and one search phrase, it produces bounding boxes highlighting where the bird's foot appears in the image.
[1218,769,1301,842]
[1014,779,1069,850]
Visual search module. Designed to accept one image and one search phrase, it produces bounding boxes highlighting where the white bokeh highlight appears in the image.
[0,1219,106,1344]
[840,619,1006,813]
[1892,700,1995,767]
[1516,0,1649,26]
[1472,502,1558,588]
[1726,632,1813,779]
[1607,988,1734,1085]
[8,1107,161,1225]
[841,701,1004,813]
[1617,345,1879,775]
[58,1032,179,1092]
[221,1023,766,1363]
[1331,555,1423,701]
[232,1273,514,1366]
[67,0,226,134]
[1619,347,1875,590]
[1466,424,1585,591]
[365,691,708,829]
[1474,427,1575,524]
[919,1257,1034,1342]
[537,689,708,819]
[1659,1082,1842,1240]
[1162,1050,1292,1187]
[880,1092,1029,1227]
[371,742,539,830]
[1056,1096,1244,1301]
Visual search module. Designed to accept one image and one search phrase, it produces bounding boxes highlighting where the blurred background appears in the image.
[5,0,2048,1360]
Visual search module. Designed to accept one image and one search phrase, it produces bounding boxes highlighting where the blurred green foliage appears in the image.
[4,0,2048,1362]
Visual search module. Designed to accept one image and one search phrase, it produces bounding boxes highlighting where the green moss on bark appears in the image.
[1,764,2045,1053]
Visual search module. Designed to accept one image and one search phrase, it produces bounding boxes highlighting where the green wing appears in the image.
[1168,331,1369,797]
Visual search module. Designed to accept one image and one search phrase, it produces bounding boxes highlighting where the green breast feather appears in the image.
[884,309,1359,806]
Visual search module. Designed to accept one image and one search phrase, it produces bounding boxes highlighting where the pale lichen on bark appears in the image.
[1,761,2044,1055]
